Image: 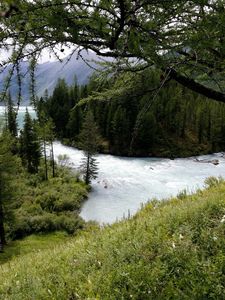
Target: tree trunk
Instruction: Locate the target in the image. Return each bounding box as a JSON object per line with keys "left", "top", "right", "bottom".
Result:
{"left": 43, "top": 139, "right": 48, "bottom": 180}
{"left": 85, "top": 154, "right": 90, "bottom": 185}
{"left": 51, "top": 141, "right": 55, "bottom": 178}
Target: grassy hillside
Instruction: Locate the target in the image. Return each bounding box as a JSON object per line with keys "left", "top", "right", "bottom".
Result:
{"left": 1, "top": 178, "right": 225, "bottom": 299}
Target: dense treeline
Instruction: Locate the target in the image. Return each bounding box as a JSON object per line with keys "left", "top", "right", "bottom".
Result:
{"left": 39, "top": 69, "right": 225, "bottom": 157}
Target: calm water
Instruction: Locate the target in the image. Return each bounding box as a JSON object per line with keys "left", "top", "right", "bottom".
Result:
{"left": 0, "top": 106, "right": 36, "bottom": 130}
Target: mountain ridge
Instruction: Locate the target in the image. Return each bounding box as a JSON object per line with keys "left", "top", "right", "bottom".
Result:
{"left": 0, "top": 51, "right": 101, "bottom": 105}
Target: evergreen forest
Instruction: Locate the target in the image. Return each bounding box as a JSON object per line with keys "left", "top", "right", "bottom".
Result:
{"left": 38, "top": 69, "right": 225, "bottom": 158}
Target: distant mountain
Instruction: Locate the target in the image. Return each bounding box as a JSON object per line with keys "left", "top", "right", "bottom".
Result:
{"left": 0, "top": 50, "right": 102, "bottom": 105}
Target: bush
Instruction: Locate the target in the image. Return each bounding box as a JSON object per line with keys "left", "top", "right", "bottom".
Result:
{"left": 6, "top": 164, "right": 88, "bottom": 240}
{"left": 54, "top": 198, "right": 80, "bottom": 212}
{"left": 11, "top": 212, "right": 85, "bottom": 239}
{"left": 36, "top": 192, "right": 59, "bottom": 212}
{"left": 58, "top": 213, "right": 84, "bottom": 234}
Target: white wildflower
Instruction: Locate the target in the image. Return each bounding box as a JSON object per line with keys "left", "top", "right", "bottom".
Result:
{"left": 179, "top": 234, "right": 184, "bottom": 240}
{"left": 220, "top": 215, "right": 225, "bottom": 223}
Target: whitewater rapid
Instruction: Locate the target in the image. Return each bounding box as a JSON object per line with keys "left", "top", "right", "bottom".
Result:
{"left": 53, "top": 142, "right": 225, "bottom": 224}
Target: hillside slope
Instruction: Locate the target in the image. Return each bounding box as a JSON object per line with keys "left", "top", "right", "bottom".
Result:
{"left": 1, "top": 178, "right": 225, "bottom": 299}
{"left": 0, "top": 50, "right": 101, "bottom": 104}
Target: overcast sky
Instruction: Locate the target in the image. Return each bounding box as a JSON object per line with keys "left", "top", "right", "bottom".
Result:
{"left": 0, "top": 46, "right": 72, "bottom": 64}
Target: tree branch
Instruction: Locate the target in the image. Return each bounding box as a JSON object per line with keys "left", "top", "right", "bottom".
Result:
{"left": 169, "top": 68, "right": 225, "bottom": 103}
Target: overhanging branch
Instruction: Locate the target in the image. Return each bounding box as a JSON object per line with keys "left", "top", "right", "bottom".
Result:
{"left": 169, "top": 68, "right": 225, "bottom": 103}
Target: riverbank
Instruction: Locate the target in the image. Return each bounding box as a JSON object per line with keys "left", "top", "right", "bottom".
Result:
{"left": 62, "top": 135, "right": 220, "bottom": 159}
{"left": 1, "top": 177, "right": 225, "bottom": 299}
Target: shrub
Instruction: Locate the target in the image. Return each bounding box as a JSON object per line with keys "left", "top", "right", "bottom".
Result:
{"left": 36, "top": 192, "right": 59, "bottom": 212}
{"left": 5, "top": 161, "right": 88, "bottom": 241}
{"left": 11, "top": 211, "right": 85, "bottom": 239}
{"left": 54, "top": 198, "right": 80, "bottom": 212}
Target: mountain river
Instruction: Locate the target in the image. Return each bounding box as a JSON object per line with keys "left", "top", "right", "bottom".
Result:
{"left": 53, "top": 142, "right": 225, "bottom": 224}
{"left": 1, "top": 106, "right": 225, "bottom": 224}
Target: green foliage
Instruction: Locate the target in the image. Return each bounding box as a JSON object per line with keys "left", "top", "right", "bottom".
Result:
{"left": 0, "top": 132, "right": 19, "bottom": 249}
{"left": 1, "top": 180, "right": 225, "bottom": 298}
{"left": 1, "top": 0, "right": 224, "bottom": 105}
{"left": 176, "top": 189, "right": 188, "bottom": 200}
{"left": 6, "top": 93, "right": 17, "bottom": 137}
{"left": 48, "top": 68, "right": 225, "bottom": 158}
{"left": 78, "top": 110, "right": 100, "bottom": 154}
{"left": 13, "top": 71, "right": 207, "bottom": 161}
{"left": 36, "top": 110, "right": 55, "bottom": 180}
{"left": 19, "top": 109, "right": 41, "bottom": 173}
{"left": 0, "top": 232, "right": 69, "bottom": 265}
{"left": 46, "top": 79, "right": 75, "bottom": 138}
{"left": 57, "top": 154, "right": 71, "bottom": 168}
{"left": 6, "top": 167, "right": 88, "bottom": 240}
{"left": 0, "top": 121, "right": 88, "bottom": 245}
{"left": 13, "top": 212, "right": 84, "bottom": 238}
{"left": 78, "top": 110, "right": 100, "bottom": 184}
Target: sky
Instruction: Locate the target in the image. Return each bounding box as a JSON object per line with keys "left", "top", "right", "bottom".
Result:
{"left": 0, "top": 46, "right": 72, "bottom": 64}
{"left": 37, "top": 47, "right": 73, "bottom": 63}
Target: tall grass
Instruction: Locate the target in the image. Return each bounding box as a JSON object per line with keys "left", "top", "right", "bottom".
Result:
{"left": 0, "top": 179, "right": 225, "bottom": 299}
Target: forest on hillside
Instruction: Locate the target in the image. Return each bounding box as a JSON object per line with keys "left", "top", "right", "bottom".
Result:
{"left": 37, "top": 68, "right": 225, "bottom": 158}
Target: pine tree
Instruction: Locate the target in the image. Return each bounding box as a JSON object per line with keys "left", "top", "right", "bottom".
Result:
{"left": 7, "top": 93, "right": 17, "bottom": 137}
{"left": 67, "top": 105, "right": 82, "bottom": 139}
{"left": 112, "top": 106, "right": 130, "bottom": 154}
{"left": 134, "top": 111, "right": 156, "bottom": 152}
{"left": 19, "top": 109, "right": 41, "bottom": 173}
{"left": 37, "top": 108, "right": 55, "bottom": 180}
{"left": 47, "top": 79, "right": 70, "bottom": 137}
{"left": 78, "top": 111, "right": 100, "bottom": 185}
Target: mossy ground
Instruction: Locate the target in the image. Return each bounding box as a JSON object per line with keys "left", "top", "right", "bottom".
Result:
{"left": 0, "top": 178, "right": 225, "bottom": 299}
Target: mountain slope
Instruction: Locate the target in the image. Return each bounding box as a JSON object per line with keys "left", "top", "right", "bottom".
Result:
{"left": 0, "top": 51, "right": 100, "bottom": 105}
{"left": 1, "top": 178, "right": 225, "bottom": 299}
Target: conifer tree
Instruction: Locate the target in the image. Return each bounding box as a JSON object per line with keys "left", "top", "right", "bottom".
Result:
{"left": 37, "top": 107, "right": 55, "bottom": 180}
{"left": 78, "top": 111, "right": 100, "bottom": 185}
{"left": 19, "top": 109, "right": 41, "bottom": 173}
{"left": 47, "top": 79, "right": 70, "bottom": 137}
{"left": 112, "top": 106, "right": 130, "bottom": 154}
{"left": 134, "top": 111, "right": 156, "bottom": 152}
{"left": 6, "top": 93, "right": 17, "bottom": 137}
